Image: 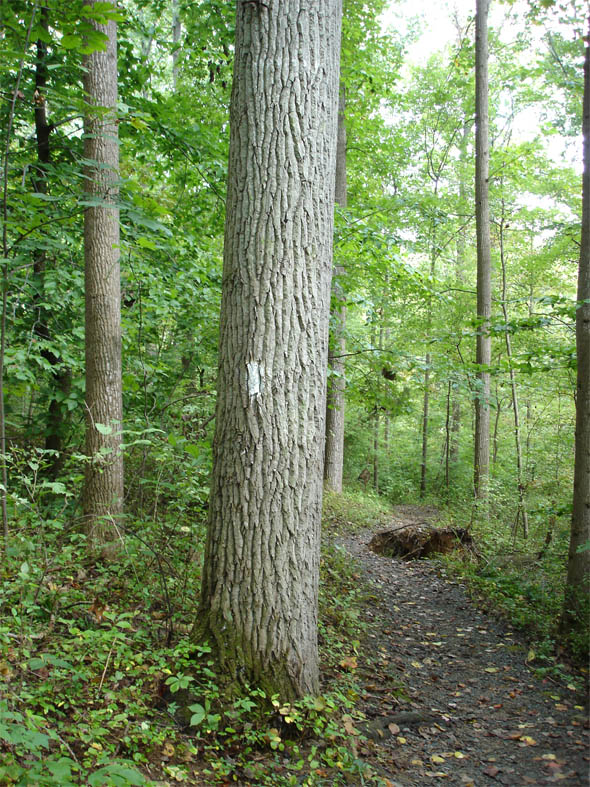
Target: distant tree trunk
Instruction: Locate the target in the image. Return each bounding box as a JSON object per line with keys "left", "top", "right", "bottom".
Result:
{"left": 383, "top": 325, "right": 391, "bottom": 456}
{"left": 473, "top": 0, "right": 492, "bottom": 500}
{"left": 450, "top": 396, "right": 461, "bottom": 463}
{"left": 373, "top": 408, "right": 379, "bottom": 492}
{"left": 561, "top": 19, "right": 590, "bottom": 636}
{"left": 492, "top": 384, "right": 502, "bottom": 467}
{"left": 420, "top": 221, "right": 437, "bottom": 498}
{"left": 499, "top": 198, "right": 528, "bottom": 538}
{"left": 445, "top": 379, "right": 451, "bottom": 492}
{"left": 172, "top": 0, "right": 181, "bottom": 90}
{"left": 83, "top": 2, "right": 124, "bottom": 551}
{"left": 324, "top": 85, "right": 347, "bottom": 492}
{"left": 195, "top": 0, "right": 342, "bottom": 699}
{"left": 420, "top": 351, "right": 431, "bottom": 497}
{"left": 450, "top": 119, "right": 470, "bottom": 469}
{"left": 32, "top": 7, "right": 71, "bottom": 477}
{"left": 373, "top": 319, "right": 383, "bottom": 493}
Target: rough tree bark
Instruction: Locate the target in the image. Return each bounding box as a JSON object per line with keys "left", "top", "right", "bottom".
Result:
{"left": 324, "top": 85, "right": 347, "bottom": 493}
{"left": 561, "top": 18, "right": 590, "bottom": 636}
{"left": 473, "top": 0, "right": 492, "bottom": 500}
{"left": 195, "top": 0, "right": 342, "bottom": 699}
{"left": 83, "top": 2, "right": 124, "bottom": 551}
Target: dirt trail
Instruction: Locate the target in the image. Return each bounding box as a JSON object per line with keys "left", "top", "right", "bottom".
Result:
{"left": 337, "top": 506, "right": 589, "bottom": 786}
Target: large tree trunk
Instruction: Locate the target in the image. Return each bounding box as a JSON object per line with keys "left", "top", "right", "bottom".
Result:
{"left": 196, "top": 0, "right": 342, "bottom": 699}
{"left": 473, "top": 0, "right": 492, "bottom": 500}
{"left": 83, "top": 3, "right": 124, "bottom": 551}
{"left": 561, "top": 19, "right": 590, "bottom": 636}
{"left": 324, "top": 85, "right": 347, "bottom": 492}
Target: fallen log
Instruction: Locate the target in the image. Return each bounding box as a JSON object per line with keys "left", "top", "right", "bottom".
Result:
{"left": 369, "top": 524, "right": 474, "bottom": 560}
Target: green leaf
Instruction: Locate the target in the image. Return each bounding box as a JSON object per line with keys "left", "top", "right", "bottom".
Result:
{"left": 40, "top": 481, "right": 68, "bottom": 495}
{"left": 95, "top": 423, "right": 113, "bottom": 435}
{"left": 188, "top": 703, "right": 206, "bottom": 726}
{"left": 136, "top": 236, "right": 157, "bottom": 250}
{"left": 87, "top": 763, "right": 146, "bottom": 786}
{"left": 184, "top": 443, "right": 200, "bottom": 459}
{"left": 61, "top": 34, "right": 82, "bottom": 50}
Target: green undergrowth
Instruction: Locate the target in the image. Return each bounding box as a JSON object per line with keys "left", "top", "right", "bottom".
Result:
{"left": 0, "top": 489, "right": 390, "bottom": 786}
{"left": 322, "top": 487, "right": 393, "bottom": 535}
{"left": 435, "top": 502, "right": 589, "bottom": 683}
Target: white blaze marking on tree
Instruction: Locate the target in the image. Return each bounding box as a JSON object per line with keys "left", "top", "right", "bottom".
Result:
{"left": 246, "top": 362, "right": 264, "bottom": 401}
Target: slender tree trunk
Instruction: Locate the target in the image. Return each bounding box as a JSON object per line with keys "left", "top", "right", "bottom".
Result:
{"left": 492, "top": 385, "right": 501, "bottom": 467}
{"left": 450, "top": 397, "right": 461, "bottom": 464}
{"left": 499, "top": 199, "right": 528, "bottom": 538}
{"left": 32, "top": 7, "right": 72, "bottom": 477}
{"left": 383, "top": 325, "right": 391, "bottom": 456}
{"left": 420, "top": 218, "right": 437, "bottom": 497}
{"left": 445, "top": 380, "right": 451, "bottom": 493}
{"left": 372, "top": 319, "right": 383, "bottom": 493}
{"left": 473, "top": 0, "right": 492, "bottom": 500}
{"left": 1, "top": 6, "right": 38, "bottom": 541}
{"left": 450, "top": 119, "right": 470, "bottom": 469}
{"left": 83, "top": 3, "right": 124, "bottom": 551}
{"left": 420, "top": 352, "right": 431, "bottom": 497}
{"left": 373, "top": 409, "right": 379, "bottom": 493}
{"left": 195, "top": 0, "right": 342, "bottom": 699}
{"left": 172, "top": 0, "right": 181, "bottom": 90}
{"left": 561, "top": 19, "right": 590, "bottom": 636}
{"left": 324, "top": 85, "right": 347, "bottom": 492}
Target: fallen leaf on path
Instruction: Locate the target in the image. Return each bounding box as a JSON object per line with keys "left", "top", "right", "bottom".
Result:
{"left": 388, "top": 723, "right": 400, "bottom": 735}
{"left": 485, "top": 667, "right": 498, "bottom": 673}
{"left": 483, "top": 765, "right": 500, "bottom": 777}
{"left": 431, "top": 754, "right": 445, "bottom": 764}
{"left": 342, "top": 715, "right": 359, "bottom": 735}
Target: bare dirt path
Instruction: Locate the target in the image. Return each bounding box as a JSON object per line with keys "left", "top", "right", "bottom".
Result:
{"left": 337, "top": 506, "right": 589, "bottom": 786}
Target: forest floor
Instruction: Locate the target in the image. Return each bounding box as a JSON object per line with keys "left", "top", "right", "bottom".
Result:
{"left": 335, "top": 504, "right": 589, "bottom": 786}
